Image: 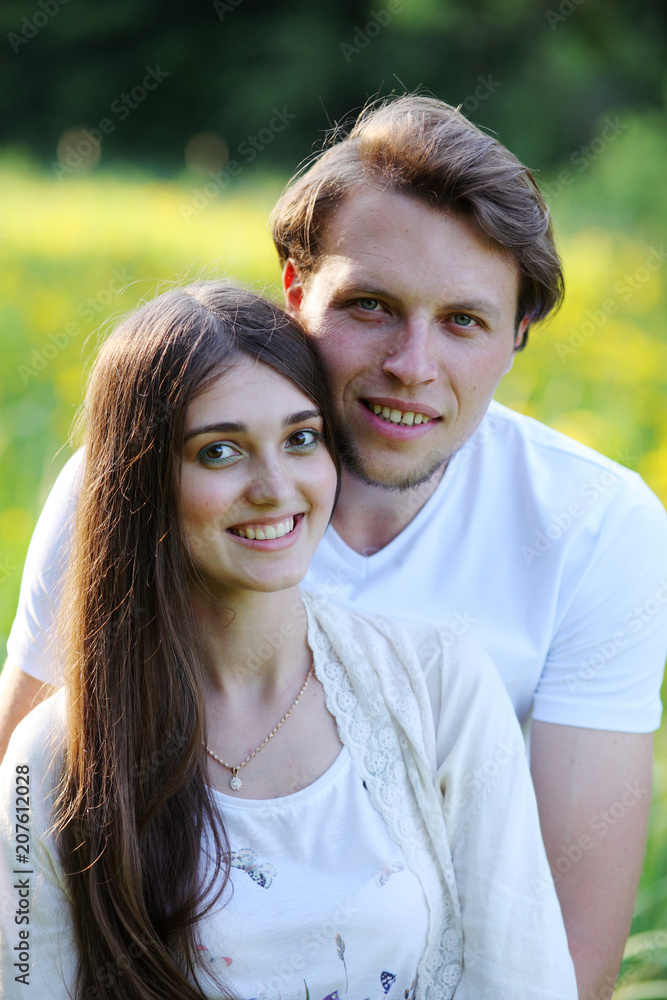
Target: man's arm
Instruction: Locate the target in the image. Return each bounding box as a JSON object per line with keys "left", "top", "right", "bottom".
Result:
{"left": 531, "top": 721, "right": 652, "bottom": 1000}
{"left": 0, "top": 660, "right": 54, "bottom": 761}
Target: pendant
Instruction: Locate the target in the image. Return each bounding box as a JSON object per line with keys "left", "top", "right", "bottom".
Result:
{"left": 229, "top": 768, "right": 242, "bottom": 791}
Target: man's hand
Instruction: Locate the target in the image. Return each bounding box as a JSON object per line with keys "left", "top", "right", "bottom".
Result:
{"left": 0, "top": 660, "right": 54, "bottom": 761}
{"left": 531, "top": 721, "right": 652, "bottom": 1000}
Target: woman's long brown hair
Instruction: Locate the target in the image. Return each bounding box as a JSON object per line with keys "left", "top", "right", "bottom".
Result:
{"left": 53, "top": 283, "right": 340, "bottom": 999}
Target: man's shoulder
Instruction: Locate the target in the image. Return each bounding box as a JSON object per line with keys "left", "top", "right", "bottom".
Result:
{"left": 482, "top": 401, "right": 626, "bottom": 470}
{"left": 469, "top": 401, "right": 663, "bottom": 515}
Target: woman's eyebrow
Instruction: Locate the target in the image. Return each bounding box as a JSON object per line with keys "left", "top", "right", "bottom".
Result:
{"left": 283, "top": 409, "right": 321, "bottom": 427}
{"left": 184, "top": 421, "right": 247, "bottom": 442}
{"left": 183, "top": 411, "right": 321, "bottom": 442}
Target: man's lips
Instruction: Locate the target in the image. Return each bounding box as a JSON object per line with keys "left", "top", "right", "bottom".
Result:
{"left": 359, "top": 399, "right": 441, "bottom": 439}
{"left": 363, "top": 397, "right": 441, "bottom": 424}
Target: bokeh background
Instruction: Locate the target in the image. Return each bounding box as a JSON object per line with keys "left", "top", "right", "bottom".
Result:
{"left": 1, "top": 0, "right": 666, "bottom": 992}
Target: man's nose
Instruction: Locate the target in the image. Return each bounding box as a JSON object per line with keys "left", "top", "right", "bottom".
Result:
{"left": 382, "top": 318, "right": 439, "bottom": 386}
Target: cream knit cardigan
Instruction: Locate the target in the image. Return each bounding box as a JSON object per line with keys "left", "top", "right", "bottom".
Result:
{"left": 303, "top": 591, "right": 577, "bottom": 999}
{"left": 0, "top": 591, "right": 577, "bottom": 999}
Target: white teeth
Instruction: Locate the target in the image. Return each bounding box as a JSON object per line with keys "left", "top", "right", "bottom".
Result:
{"left": 232, "top": 517, "right": 295, "bottom": 540}
{"left": 369, "top": 402, "right": 433, "bottom": 426}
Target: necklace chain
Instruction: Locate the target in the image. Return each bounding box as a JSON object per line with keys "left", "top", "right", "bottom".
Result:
{"left": 205, "top": 662, "right": 314, "bottom": 791}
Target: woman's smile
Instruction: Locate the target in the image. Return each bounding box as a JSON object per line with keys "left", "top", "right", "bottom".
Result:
{"left": 227, "top": 512, "right": 304, "bottom": 545}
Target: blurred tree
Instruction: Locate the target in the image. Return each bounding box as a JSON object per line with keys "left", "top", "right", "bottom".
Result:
{"left": 0, "top": 0, "right": 665, "bottom": 173}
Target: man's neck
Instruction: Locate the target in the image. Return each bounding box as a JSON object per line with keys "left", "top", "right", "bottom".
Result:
{"left": 331, "top": 465, "right": 447, "bottom": 555}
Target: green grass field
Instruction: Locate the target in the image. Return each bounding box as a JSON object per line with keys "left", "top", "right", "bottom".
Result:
{"left": 1, "top": 139, "right": 666, "bottom": 993}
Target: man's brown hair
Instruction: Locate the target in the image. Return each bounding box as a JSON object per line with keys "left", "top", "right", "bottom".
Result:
{"left": 271, "top": 95, "right": 564, "bottom": 348}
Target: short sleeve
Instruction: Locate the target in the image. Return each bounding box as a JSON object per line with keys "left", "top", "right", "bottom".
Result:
{"left": 533, "top": 477, "right": 667, "bottom": 732}
{"left": 6, "top": 452, "right": 82, "bottom": 685}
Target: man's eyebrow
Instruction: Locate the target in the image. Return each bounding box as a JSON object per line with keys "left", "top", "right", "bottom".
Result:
{"left": 446, "top": 300, "right": 503, "bottom": 323}
{"left": 184, "top": 411, "right": 321, "bottom": 443}
{"left": 338, "top": 282, "right": 395, "bottom": 300}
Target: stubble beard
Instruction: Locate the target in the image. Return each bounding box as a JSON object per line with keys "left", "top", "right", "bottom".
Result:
{"left": 337, "top": 430, "right": 452, "bottom": 493}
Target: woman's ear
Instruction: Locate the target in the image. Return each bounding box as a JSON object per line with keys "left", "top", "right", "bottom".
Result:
{"left": 282, "top": 260, "right": 304, "bottom": 317}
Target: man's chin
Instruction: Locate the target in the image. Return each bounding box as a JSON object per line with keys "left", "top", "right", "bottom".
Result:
{"left": 340, "top": 446, "right": 450, "bottom": 493}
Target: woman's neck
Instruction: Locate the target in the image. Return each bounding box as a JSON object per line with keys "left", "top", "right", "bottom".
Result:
{"left": 193, "top": 584, "right": 311, "bottom": 698}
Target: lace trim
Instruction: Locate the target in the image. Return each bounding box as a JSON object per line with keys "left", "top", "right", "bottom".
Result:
{"left": 302, "top": 591, "right": 462, "bottom": 1000}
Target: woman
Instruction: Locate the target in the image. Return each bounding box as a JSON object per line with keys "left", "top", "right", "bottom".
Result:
{"left": 0, "top": 283, "right": 576, "bottom": 999}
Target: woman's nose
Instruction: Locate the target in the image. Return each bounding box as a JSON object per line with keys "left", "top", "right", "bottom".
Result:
{"left": 246, "top": 454, "right": 294, "bottom": 507}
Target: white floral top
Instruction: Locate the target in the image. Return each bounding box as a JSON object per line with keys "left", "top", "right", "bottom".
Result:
{"left": 200, "top": 746, "right": 426, "bottom": 1000}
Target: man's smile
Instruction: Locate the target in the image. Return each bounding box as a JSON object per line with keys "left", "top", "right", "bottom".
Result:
{"left": 362, "top": 397, "right": 441, "bottom": 426}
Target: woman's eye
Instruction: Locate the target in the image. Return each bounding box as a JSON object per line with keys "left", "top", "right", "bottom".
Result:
{"left": 287, "top": 429, "right": 322, "bottom": 451}
{"left": 196, "top": 442, "right": 239, "bottom": 468}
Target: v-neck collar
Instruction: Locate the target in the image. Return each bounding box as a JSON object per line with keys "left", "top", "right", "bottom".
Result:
{"left": 324, "top": 447, "right": 462, "bottom": 572}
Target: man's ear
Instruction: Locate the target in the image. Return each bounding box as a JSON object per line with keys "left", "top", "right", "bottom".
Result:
{"left": 504, "top": 315, "right": 531, "bottom": 373}
{"left": 282, "top": 259, "right": 304, "bottom": 317}
{"left": 515, "top": 314, "right": 531, "bottom": 349}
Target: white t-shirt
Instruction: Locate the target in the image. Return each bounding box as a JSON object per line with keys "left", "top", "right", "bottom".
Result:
{"left": 7, "top": 401, "right": 667, "bottom": 731}
{"left": 203, "top": 747, "right": 427, "bottom": 998}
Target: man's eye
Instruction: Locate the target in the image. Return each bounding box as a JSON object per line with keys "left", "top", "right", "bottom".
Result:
{"left": 287, "top": 429, "right": 322, "bottom": 451}
{"left": 196, "top": 442, "right": 239, "bottom": 468}
{"left": 452, "top": 313, "right": 476, "bottom": 327}
{"left": 356, "top": 298, "right": 381, "bottom": 311}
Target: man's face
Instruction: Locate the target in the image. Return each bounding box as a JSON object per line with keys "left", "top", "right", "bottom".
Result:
{"left": 284, "top": 186, "right": 529, "bottom": 491}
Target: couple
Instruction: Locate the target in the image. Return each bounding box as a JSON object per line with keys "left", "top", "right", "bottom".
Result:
{"left": 1, "top": 95, "right": 666, "bottom": 998}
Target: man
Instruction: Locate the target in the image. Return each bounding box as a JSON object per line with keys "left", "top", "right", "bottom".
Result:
{"left": 1, "top": 96, "right": 666, "bottom": 998}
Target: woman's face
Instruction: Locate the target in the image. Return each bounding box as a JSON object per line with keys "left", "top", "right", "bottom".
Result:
{"left": 179, "top": 357, "right": 338, "bottom": 598}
